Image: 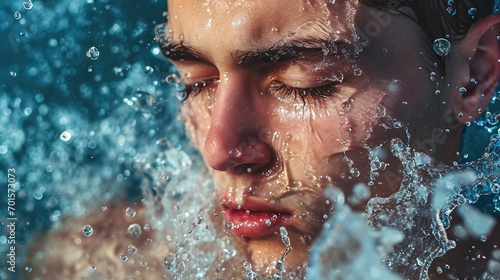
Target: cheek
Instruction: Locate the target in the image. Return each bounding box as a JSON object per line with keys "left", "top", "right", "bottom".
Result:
{"left": 180, "top": 98, "right": 213, "bottom": 151}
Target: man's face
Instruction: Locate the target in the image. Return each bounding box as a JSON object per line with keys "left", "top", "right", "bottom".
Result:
{"left": 163, "top": 0, "right": 456, "bottom": 274}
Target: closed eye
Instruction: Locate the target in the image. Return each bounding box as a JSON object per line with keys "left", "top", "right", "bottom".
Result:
{"left": 182, "top": 78, "right": 220, "bottom": 100}
{"left": 269, "top": 81, "right": 340, "bottom": 103}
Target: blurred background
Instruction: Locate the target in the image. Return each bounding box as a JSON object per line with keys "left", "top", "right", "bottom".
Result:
{"left": 0, "top": 1, "right": 193, "bottom": 278}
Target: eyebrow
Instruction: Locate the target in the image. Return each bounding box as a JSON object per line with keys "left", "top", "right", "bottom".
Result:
{"left": 161, "top": 36, "right": 350, "bottom": 65}
{"left": 235, "top": 37, "right": 344, "bottom": 65}
{"left": 161, "top": 43, "right": 207, "bottom": 63}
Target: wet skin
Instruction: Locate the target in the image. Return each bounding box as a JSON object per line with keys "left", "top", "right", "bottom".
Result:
{"left": 162, "top": 0, "right": 497, "bottom": 276}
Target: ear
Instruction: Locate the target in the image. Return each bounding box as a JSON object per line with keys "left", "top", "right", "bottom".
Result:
{"left": 453, "top": 15, "right": 500, "bottom": 124}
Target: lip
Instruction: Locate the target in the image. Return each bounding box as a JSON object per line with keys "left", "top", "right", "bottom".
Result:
{"left": 222, "top": 198, "right": 292, "bottom": 239}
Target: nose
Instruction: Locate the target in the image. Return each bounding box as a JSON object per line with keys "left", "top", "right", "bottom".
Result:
{"left": 203, "top": 78, "right": 273, "bottom": 174}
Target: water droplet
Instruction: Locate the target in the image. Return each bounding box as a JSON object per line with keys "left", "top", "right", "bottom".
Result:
{"left": 491, "top": 183, "right": 499, "bottom": 194}
{"left": 243, "top": 261, "right": 252, "bottom": 271}
{"left": 165, "top": 73, "right": 181, "bottom": 86}
{"left": 60, "top": 131, "right": 72, "bottom": 141}
{"left": 144, "top": 65, "right": 154, "bottom": 74}
{"left": 125, "top": 207, "right": 136, "bottom": 218}
{"left": 377, "top": 105, "right": 386, "bottom": 117}
{"left": 457, "top": 112, "right": 463, "bottom": 118}
{"left": 19, "top": 30, "right": 28, "bottom": 37}
{"left": 468, "top": 8, "right": 477, "bottom": 16}
{"left": 91, "top": 265, "right": 96, "bottom": 270}
{"left": 14, "top": 11, "right": 21, "bottom": 20}
{"left": 342, "top": 99, "right": 352, "bottom": 111}
{"left": 459, "top": 87, "right": 467, "bottom": 94}
{"left": 127, "top": 223, "right": 142, "bottom": 237}
{"left": 494, "top": 194, "right": 500, "bottom": 212}
{"left": 353, "top": 68, "right": 362, "bottom": 76}
{"left": 143, "top": 224, "right": 151, "bottom": 231}
{"left": 82, "top": 224, "right": 94, "bottom": 237}
{"left": 22, "top": 0, "right": 33, "bottom": 10}
{"left": 127, "top": 244, "right": 138, "bottom": 255}
{"left": 429, "top": 72, "right": 437, "bottom": 81}
{"left": 119, "top": 255, "right": 128, "bottom": 262}
{"left": 86, "top": 46, "right": 100, "bottom": 60}
{"left": 446, "top": 6, "right": 457, "bottom": 16}
{"left": 265, "top": 219, "right": 271, "bottom": 226}
{"left": 436, "top": 266, "right": 443, "bottom": 274}
{"left": 487, "top": 112, "right": 499, "bottom": 125}
{"left": 101, "top": 205, "right": 108, "bottom": 211}
{"left": 175, "top": 90, "right": 187, "bottom": 100}
{"left": 25, "top": 266, "right": 32, "bottom": 273}
{"left": 433, "top": 38, "right": 451, "bottom": 56}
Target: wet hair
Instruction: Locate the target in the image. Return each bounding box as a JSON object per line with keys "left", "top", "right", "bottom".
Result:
{"left": 362, "top": 0, "right": 494, "bottom": 41}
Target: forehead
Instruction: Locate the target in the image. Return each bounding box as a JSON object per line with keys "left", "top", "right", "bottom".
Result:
{"left": 166, "top": 0, "right": 359, "bottom": 52}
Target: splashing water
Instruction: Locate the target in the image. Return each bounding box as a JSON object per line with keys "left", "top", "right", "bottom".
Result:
{"left": 2, "top": 0, "right": 500, "bottom": 279}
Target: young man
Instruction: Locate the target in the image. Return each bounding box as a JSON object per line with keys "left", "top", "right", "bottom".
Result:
{"left": 27, "top": 0, "right": 499, "bottom": 279}
{"left": 160, "top": 0, "right": 500, "bottom": 277}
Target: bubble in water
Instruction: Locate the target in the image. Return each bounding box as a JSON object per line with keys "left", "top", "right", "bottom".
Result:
{"left": 459, "top": 87, "right": 467, "bottom": 94}
{"left": 60, "top": 131, "right": 72, "bottom": 141}
{"left": 125, "top": 207, "right": 136, "bottom": 218}
{"left": 265, "top": 219, "right": 271, "bottom": 226}
{"left": 14, "top": 11, "right": 21, "bottom": 20}
{"left": 433, "top": 38, "right": 451, "bottom": 56}
{"left": 165, "top": 73, "right": 182, "bottom": 86}
{"left": 82, "top": 224, "right": 93, "bottom": 237}
{"left": 22, "top": 0, "right": 33, "bottom": 10}
{"left": 127, "top": 244, "right": 138, "bottom": 255}
{"left": 143, "top": 224, "right": 151, "bottom": 231}
{"left": 20, "top": 30, "right": 28, "bottom": 37}
{"left": 328, "top": 0, "right": 336, "bottom": 3}
{"left": 127, "top": 223, "right": 142, "bottom": 237}
{"left": 86, "top": 46, "right": 100, "bottom": 60}
{"left": 119, "top": 255, "right": 128, "bottom": 262}
{"left": 25, "top": 266, "right": 32, "bottom": 273}
{"left": 101, "top": 205, "right": 108, "bottom": 211}
{"left": 468, "top": 7, "right": 477, "bottom": 16}
{"left": 353, "top": 68, "right": 362, "bottom": 76}
{"left": 9, "top": 71, "right": 17, "bottom": 77}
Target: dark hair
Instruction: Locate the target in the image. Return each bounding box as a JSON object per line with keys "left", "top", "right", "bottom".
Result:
{"left": 362, "top": 0, "right": 494, "bottom": 41}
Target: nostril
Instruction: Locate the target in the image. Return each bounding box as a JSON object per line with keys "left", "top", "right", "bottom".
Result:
{"left": 218, "top": 140, "right": 273, "bottom": 174}
{"left": 230, "top": 163, "right": 261, "bottom": 174}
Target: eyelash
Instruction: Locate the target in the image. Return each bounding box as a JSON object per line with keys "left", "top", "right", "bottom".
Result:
{"left": 182, "top": 78, "right": 219, "bottom": 100}
{"left": 181, "top": 79, "right": 339, "bottom": 102}
{"left": 269, "top": 81, "right": 339, "bottom": 102}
